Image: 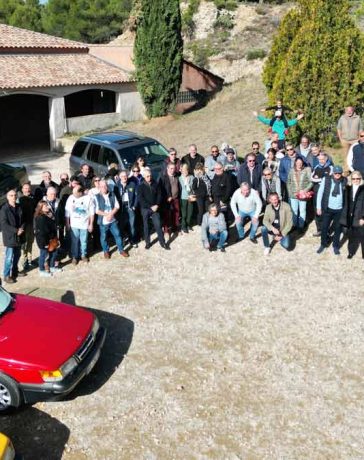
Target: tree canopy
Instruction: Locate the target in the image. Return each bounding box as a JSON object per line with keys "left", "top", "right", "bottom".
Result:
{"left": 262, "top": 0, "right": 364, "bottom": 143}
{"left": 134, "top": 0, "right": 183, "bottom": 117}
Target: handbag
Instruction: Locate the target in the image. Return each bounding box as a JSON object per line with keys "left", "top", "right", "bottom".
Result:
{"left": 48, "top": 237, "right": 60, "bottom": 252}
{"left": 295, "top": 190, "right": 314, "bottom": 201}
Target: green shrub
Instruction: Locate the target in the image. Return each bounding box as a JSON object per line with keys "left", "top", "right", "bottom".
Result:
{"left": 212, "top": 0, "right": 239, "bottom": 11}
{"left": 246, "top": 48, "right": 267, "bottom": 60}
{"left": 213, "top": 13, "right": 234, "bottom": 30}
{"left": 263, "top": 0, "right": 364, "bottom": 143}
{"left": 182, "top": 0, "right": 200, "bottom": 38}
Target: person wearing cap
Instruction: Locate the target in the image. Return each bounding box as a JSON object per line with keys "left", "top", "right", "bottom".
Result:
{"left": 337, "top": 106, "right": 363, "bottom": 156}
{"left": 253, "top": 110, "right": 304, "bottom": 150}
{"left": 316, "top": 165, "right": 347, "bottom": 255}
{"left": 347, "top": 130, "right": 364, "bottom": 176}
{"left": 205, "top": 145, "right": 226, "bottom": 180}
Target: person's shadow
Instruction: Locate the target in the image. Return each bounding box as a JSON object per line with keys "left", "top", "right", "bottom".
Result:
{"left": 1, "top": 407, "right": 70, "bottom": 460}
{"left": 60, "top": 291, "right": 134, "bottom": 397}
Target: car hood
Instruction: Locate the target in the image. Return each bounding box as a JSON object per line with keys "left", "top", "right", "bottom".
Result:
{"left": 0, "top": 294, "right": 94, "bottom": 370}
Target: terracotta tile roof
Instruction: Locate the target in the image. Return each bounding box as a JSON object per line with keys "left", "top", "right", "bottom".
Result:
{"left": 0, "top": 53, "right": 131, "bottom": 90}
{"left": 0, "top": 23, "right": 88, "bottom": 51}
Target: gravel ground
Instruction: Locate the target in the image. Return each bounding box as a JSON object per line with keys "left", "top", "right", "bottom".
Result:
{"left": 1, "top": 78, "right": 363, "bottom": 459}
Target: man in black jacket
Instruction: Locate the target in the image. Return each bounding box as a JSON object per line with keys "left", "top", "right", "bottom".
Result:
{"left": 138, "top": 168, "right": 169, "bottom": 250}
{"left": 237, "top": 153, "right": 262, "bottom": 192}
{"left": 19, "top": 183, "right": 36, "bottom": 270}
{"left": 0, "top": 190, "right": 25, "bottom": 283}
{"left": 159, "top": 163, "right": 181, "bottom": 236}
{"left": 181, "top": 144, "right": 205, "bottom": 175}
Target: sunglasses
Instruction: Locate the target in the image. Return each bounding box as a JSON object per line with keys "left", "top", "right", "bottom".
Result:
{"left": 94, "top": 179, "right": 100, "bottom": 182}
{"left": 352, "top": 177, "right": 361, "bottom": 180}
{"left": 211, "top": 150, "right": 219, "bottom": 153}
{"left": 263, "top": 173, "right": 272, "bottom": 176}
{"left": 287, "top": 148, "right": 294, "bottom": 151}
{"left": 248, "top": 160, "right": 255, "bottom": 163}
{"left": 133, "top": 170, "right": 140, "bottom": 173}
{"left": 359, "top": 135, "right": 364, "bottom": 137}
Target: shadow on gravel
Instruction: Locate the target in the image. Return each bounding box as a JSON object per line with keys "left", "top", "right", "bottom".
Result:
{"left": 1, "top": 407, "right": 70, "bottom": 460}
{"left": 60, "top": 290, "right": 134, "bottom": 398}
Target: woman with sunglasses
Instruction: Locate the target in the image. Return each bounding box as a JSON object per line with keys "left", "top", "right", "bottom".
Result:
{"left": 341, "top": 171, "right": 364, "bottom": 259}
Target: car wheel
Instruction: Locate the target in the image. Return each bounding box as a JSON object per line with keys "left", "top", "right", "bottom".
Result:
{"left": 0, "top": 374, "right": 22, "bottom": 413}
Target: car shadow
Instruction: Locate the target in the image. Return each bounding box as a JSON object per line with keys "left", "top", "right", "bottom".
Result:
{"left": 60, "top": 291, "right": 134, "bottom": 398}
{"left": 1, "top": 407, "right": 70, "bottom": 460}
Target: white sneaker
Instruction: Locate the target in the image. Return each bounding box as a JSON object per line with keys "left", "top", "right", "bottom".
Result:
{"left": 50, "top": 267, "right": 63, "bottom": 273}
{"left": 39, "top": 270, "right": 52, "bottom": 277}
{"left": 264, "top": 247, "right": 271, "bottom": 256}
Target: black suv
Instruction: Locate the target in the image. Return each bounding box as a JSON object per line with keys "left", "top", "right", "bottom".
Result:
{"left": 69, "top": 130, "right": 169, "bottom": 178}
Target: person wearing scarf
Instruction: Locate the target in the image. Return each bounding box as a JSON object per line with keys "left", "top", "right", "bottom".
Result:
{"left": 316, "top": 165, "right": 347, "bottom": 255}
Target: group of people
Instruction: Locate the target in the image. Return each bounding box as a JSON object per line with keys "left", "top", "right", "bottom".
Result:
{"left": 1, "top": 105, "right": 364, "bottom": 282}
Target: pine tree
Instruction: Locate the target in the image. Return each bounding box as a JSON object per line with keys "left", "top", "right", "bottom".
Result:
{"left": 0, "top": 0, "right": 42, "bottom": 32}
{"left": 134, "top": 0, "right": 183, "bottom": 117}
{"left": 262, "top": 0, "right": 364, "bottom": 142}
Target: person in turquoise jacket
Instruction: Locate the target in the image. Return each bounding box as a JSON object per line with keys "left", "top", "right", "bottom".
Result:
{"left": 253, "top": 110, "right": 304, "bottom": 149}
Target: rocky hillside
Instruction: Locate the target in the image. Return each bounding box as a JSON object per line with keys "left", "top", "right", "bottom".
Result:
{"left": 182, "top": 1, "right": 292, "bottom": 82}
{"left": 113, "top": 0, "right": 292, "bottom": 83}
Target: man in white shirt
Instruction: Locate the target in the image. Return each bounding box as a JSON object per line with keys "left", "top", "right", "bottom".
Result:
{"left": 65, "top": 185, "right": 95, "bottom": 264}
{"left": 94, "top": 180, "right": 129, "bottom": 259}
{"left": 230, "top": 182, "right": 262, "bottom": 243}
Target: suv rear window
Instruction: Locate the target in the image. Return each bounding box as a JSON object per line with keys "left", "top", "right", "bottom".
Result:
{"left": 72, "top": 140, "right": 88, "bottom": 157}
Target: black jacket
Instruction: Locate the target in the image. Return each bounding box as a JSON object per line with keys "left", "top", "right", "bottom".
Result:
{"left": 341, "top": 184, "right": 364, "bottom": 228}
{"left": 0, "top": 203, "right": 23, "bottom": 247}
{"left": 18, "top": 195, "right": 36, "bottom": 225}
{"left": 159, "top": 173, "right": 181, "bottom": 203}
{"left": 181, "top": 153, "right": 205, "bottom": 175}
{"left": 34, "top": 214, "right": 57, "bottom": 249}
{"left": 211, "top": 172, "right": 233, "bottom": 205}
{"left": 34, "top": 180, "right": 59, "bottom": 202}
{"left": 237, "top": 163, "right": 262, "bottom": 191}
{"left": 138, "top": 180, "right": 162, "bottom": 209}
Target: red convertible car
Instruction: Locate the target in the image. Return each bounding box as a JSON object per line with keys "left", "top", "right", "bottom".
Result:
{"left": 0, "top": 286, "right": 106, "bottom": 413}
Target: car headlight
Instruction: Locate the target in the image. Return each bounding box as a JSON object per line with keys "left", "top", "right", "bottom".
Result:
{"left": 91, "top": 317, "right": 100, "bottom": 337}
{"left": 39, "top": 357, "right": 78, "bottom": 382}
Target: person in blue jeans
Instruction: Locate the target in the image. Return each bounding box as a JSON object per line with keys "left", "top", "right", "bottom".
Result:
{"left": 201, "top": 203, "right": 228, "bottom": 252}
{"left": 34, "top": 201, "right": 60, "bottom": 277}
{"left": 0, "top": 190, "right": 25, "bottom": 283}
{"left": 65, "top": 185, "right": 95, "bottom": 264}
{"left": 261, "top": 192, "right": 293, "bottom": 255}
{"left": 230, "top": 182, "right": 262, "bottom": 244}
{"left": 95, "top": 180, "right": 129, "bottom": 259}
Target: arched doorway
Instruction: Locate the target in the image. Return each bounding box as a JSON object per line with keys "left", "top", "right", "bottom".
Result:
{"left": 0, "top": 94, "right": 50, "bottom": 149}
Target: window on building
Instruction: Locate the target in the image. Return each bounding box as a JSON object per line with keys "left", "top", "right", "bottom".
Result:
{"left": 65, "top": 89, "right": 116, "bottom": 118}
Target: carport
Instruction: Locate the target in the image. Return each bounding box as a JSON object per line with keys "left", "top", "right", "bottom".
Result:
{"left": 0, "top": 94, "right": 50, "bottom": 148}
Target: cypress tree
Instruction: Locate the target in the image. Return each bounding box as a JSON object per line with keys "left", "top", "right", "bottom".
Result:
{"left": 134, "top": 0, "right": 183, "bottom": 118}
{"left": 263, "top": 0, "right": 364, "bottom": 142}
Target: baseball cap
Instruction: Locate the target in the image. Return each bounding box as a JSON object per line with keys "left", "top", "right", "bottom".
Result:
{"left": 333, "top": 166, "right": 343, "bottom": 174}
{"left": 225, "top": 148, "right": 235, "bottom": 155}
{"left": 275, "top": 110, "right": 282, "bottom": 117}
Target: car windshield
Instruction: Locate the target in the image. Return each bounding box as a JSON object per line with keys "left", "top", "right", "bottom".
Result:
{"left": 0, "top": 286, "right": 13, "bottom": 314}
{"left": 118, "top": 141, "right": 168, "bottom": 168}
